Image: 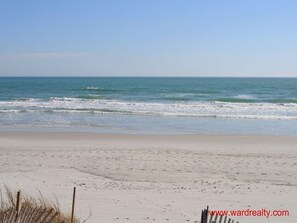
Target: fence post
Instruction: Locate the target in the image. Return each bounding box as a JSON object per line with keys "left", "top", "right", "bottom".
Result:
{"left": 206, "top": 206, "right": 209, "bottom": 223}
{"left": 71, "top": 187, "right": 76, "bottom": 223}
{"left": 201, "top": 206, "right": 209, "bottom": 223}
{"left": 16, "top": 190, "right": 21, "bottom": 219}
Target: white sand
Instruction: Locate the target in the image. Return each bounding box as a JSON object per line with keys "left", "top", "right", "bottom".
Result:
{"left": 0, "top": 132, "right": 296, "bottom": 223}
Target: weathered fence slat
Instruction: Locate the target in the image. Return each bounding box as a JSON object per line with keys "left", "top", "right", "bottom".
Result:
{"left": 201, "top": 206, "right": 239, "bottom": 223}
{"left": 71, "top": 187, "right": 76, "bottom": 223}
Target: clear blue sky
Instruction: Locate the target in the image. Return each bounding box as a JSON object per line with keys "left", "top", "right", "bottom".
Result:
{"left": 0, "top": 0, "right": 297, "bottom": 77}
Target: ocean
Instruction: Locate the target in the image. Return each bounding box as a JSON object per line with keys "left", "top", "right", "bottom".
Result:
{"left": 0, "top": 77, "right": 297, "bottom": 135}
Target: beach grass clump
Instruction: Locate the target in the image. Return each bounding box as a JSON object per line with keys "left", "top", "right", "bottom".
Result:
{"left": 0, "top": 186, "right": 79, "bottom": 223}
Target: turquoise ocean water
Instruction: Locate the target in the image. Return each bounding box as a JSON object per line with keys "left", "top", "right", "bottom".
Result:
{"left": 0, "top": 77, "right": 297, "bottom": 135}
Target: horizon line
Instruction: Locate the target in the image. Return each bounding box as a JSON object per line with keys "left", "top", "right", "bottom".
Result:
{"left": 0, "top": 75, "right": 296, "bottom": 78}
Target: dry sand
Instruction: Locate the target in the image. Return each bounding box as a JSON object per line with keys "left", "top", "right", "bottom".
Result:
{"left": 0, "top": 132, "right": 296, "bottom": 223}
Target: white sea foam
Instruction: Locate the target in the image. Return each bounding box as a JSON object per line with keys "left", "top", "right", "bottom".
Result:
{"left": 0, "top": 98, "right": 297, "bottom": 120}
{"left": 83, "top": 86, "right": 100, "bottom": 90}
{"left": 233, "top": 94, "right": 256, "bottom": 100}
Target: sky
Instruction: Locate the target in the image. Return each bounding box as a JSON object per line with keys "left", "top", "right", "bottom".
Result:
{"left": 0, "top": 0, "right": 297, "bottom": 77}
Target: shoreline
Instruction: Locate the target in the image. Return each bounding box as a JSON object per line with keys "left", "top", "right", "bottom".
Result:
{"left": 2, "top": 129, "right": 297, "bottom": 137}
{"left": 1, "top": 113, "right": 297, "bottom": 136}
{"left": 0, "top": 132, "right": 296, "bottom": 222}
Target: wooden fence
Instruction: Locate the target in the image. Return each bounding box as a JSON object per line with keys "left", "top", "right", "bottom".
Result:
{"left": 201, "top": 206, "right": 239, "bottom": 223}
{"left": 2, "top": 189, "right": 240, "bottom": 223}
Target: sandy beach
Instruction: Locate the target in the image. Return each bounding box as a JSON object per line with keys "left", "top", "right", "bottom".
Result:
{"left": 0, "top": 132, "right": 296, "bottom": 223}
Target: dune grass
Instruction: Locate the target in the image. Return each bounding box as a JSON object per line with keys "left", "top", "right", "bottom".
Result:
{"left": 0, "top": 186, "right": 80, "bottom": 223}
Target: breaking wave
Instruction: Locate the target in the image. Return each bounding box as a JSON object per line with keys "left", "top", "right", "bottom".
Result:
{"left": 1, "top": 97, "right": 297, "bottom": 120}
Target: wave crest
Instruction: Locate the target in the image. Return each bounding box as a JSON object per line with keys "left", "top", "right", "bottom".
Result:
{"left": 1, "top": 97, "right": 297, "bottom": 120}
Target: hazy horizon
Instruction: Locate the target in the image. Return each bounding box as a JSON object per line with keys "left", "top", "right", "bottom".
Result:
{"left": 1, "top": 75, "right": 297, "bottom": 78}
